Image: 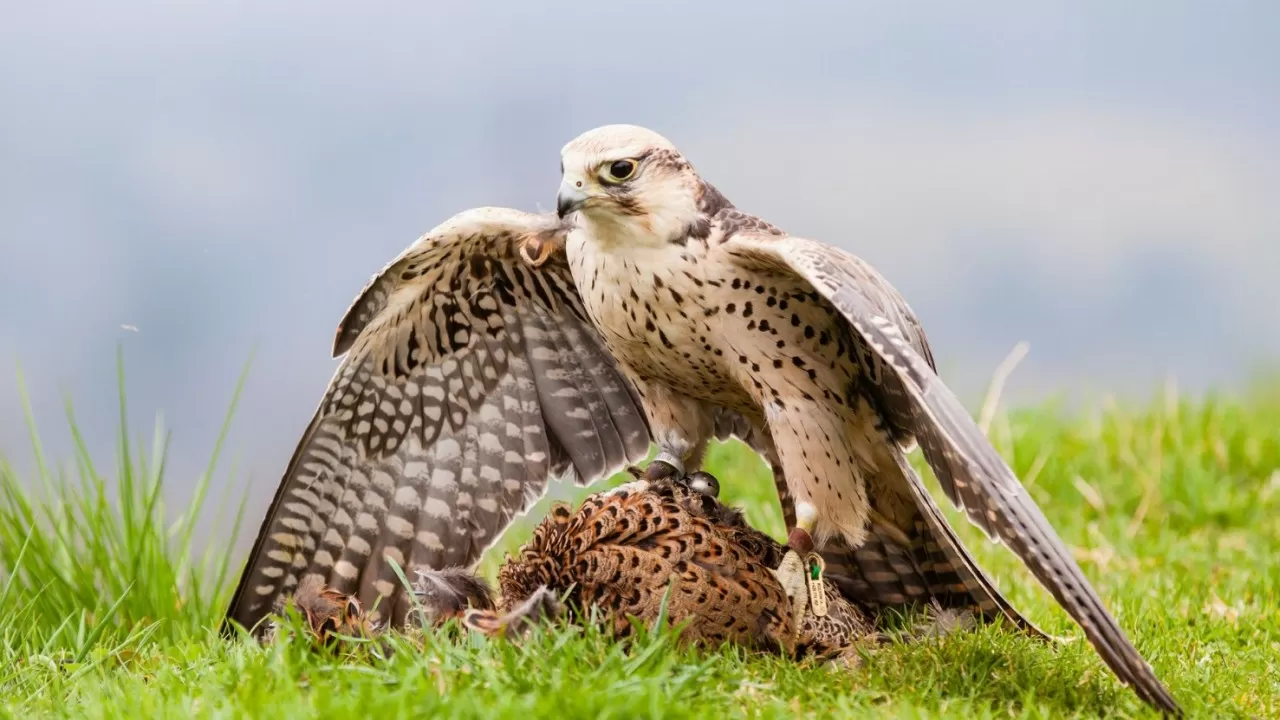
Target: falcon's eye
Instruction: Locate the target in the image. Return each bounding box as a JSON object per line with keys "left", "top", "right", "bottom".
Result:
{"left": 604, "top": 159, "right": 637, "bottom": 182}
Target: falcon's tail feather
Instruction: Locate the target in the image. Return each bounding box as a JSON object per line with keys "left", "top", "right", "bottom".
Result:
{"left": 808, "top": 471, "right": 1049, "bottom": 639}
{"left": 867, "top": 322, "right": 1182, "bottom": 716}
{"left": 856, "top": 290, "right": 1181, "bottom": 717}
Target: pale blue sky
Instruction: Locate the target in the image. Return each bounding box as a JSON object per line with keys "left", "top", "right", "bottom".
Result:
{"left": 2, "top": 2, "right": 1277, "bottom": 515}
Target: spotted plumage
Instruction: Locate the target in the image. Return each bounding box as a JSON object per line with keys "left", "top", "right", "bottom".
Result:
{"left": 226, "top": 126, "right": 1179, "bottom": 716}
{"left": 552, "top": 124, "right": 1178, "bottom": 715}
{"left": 225, "top": 209, "right": 651, "bottom": 632}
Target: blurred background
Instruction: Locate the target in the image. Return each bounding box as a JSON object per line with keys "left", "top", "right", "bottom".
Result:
{"left": 2, "top": 3, "right": 1277, "bottom": 538}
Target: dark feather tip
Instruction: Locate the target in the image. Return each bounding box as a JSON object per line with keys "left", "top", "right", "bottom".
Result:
{"left": 412, "top": 567, "right": 497, "bottom": 624}
{"left": 464, "top": 586, "right": 563, "bottom": 639}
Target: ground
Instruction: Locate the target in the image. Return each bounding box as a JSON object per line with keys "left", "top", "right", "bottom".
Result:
{"left": 1, "top": 368, "right": 1277, "bottom": 718}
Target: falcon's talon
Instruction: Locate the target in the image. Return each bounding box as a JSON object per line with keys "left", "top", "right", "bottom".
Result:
{"left": 773, "top": 548, "right": 810, "bottom": 636}
{"left": 463, "top": 585, "right": 563, "bottom": 640}
{"left": 682, "top": 471, "right": 720, "bottom": 498}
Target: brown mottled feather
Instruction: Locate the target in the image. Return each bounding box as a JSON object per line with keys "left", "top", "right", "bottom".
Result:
{"left": 224, "top": 208, "right": 652, "bottom": 636}
{"left": 456, "top": 475, "right": 872, "bottom": 658}
{"left": 263, "top": 574, "right": 381, "bottom": 644}
{"left": 264, "top": 474, "right": 874, "bottom": 658}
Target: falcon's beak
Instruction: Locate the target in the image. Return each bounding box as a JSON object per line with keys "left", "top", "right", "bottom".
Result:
{"left": 556, "top": 182, "right": 587, "bottom": 219}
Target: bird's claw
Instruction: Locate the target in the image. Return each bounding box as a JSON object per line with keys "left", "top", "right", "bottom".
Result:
{"left": 773, "top": 548, "right": 810, "bottom": 637}
{"left": 681, "top": 471, "right": 720, "bottom": 498}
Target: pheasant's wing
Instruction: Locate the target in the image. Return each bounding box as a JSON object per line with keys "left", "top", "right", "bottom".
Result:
{"left": 224, "top": 207, "right": 651, "bottom": 635}
{"left": 723, "top": 232, "right": 1181, "bottom": 718}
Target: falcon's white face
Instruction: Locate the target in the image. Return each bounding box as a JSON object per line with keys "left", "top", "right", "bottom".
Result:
{"left": 557, "top": 124, "right": 703, "bottom": 248}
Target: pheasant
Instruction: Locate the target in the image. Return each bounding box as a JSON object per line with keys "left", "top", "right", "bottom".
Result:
{"left": 414, "top": 470, "right": 875, "bottom": 662}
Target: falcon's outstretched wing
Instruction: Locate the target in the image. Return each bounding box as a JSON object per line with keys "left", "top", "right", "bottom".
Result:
{"left": 721, "top": 232, "right": 1181, "bottom": 718}
{"left": 224, "top": 208, "right": 651, "bottom": 635}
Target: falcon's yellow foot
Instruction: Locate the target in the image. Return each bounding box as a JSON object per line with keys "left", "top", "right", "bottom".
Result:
{"left": 773, "top": 547, "right": 810, "bottom": 636}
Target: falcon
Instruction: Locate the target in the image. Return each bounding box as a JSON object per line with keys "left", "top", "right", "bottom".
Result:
{"left": 225, "top": 125, "right": 1180, "bottom": 716}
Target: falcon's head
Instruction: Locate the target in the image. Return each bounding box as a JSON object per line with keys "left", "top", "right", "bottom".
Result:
{"left": 557, "top": 124, "right": 718, "bottom": 248}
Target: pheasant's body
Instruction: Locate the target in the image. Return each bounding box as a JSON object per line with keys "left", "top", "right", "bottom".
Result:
{"left": 507, "top": 479, "right": 868, "bottom": 656}
{"left": 427, "top": 475, "right": 873, "bottom": 660}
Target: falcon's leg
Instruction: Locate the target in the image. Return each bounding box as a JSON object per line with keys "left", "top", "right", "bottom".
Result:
{"left": 764, "top": 403, "right": 874, "bottom": 636}
{"left": 738, "top": 423, "right": 813, "bottom": 633}
{"left": 773, "top": 503, "right": 818, "bottom": 636}
{"left": 631, "top": 379, "right": 713, "bottom": 483}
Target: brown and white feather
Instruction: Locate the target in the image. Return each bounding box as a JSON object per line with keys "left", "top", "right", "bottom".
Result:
{"left": 230, "top": 124, "right": 1179, "bottom": 717}
{"left": 224, "top": 208, "right": 651, "bottom": 633}
{"left": 555, "top": 124, "right": 1179, "bottom": 716}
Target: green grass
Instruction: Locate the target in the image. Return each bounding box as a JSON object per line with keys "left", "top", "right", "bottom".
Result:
{"left": 1, "top": 357, "right": 1277, "bottom": 719}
